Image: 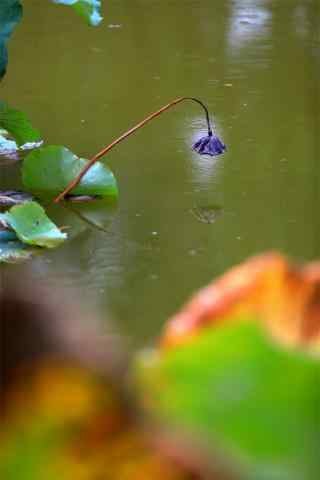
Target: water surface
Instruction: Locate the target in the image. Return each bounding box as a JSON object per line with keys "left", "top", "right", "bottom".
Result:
{"left": 1, "top": 0, "right": 319, "bottom": 346}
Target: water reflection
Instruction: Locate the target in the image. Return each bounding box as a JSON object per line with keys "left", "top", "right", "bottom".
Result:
{"left": 190, "top": 205, "right": 223, "bottom": 224}
{"left": 227, "top": 0, "right": 272, "bottom": 53}
{"left": 293, "top": 4, "right": 309, "bottom": 38}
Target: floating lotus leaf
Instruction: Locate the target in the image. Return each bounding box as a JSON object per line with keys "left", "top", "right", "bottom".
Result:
{"left": 3, "top": 201, "right": 67, "bottom": 248}
{"left": 52, "top": 0, "right": 103, "bottom": 26}
{"left": 0, "top": 190, "right": 34, "bottom": 207}
{"left": 0, "top": 102, "right": 42, "bottom": 146}
{"left": 0, "top": 135, "right": 42, "bottom": 162}
{"left": 0, "top": 1, "right": 22, "bottom": 79}
{"left": 0, "top": 238, "right": 34, "bottom": 263}
{"left": 23, "top": 145, "right": 118, "bottom": 199}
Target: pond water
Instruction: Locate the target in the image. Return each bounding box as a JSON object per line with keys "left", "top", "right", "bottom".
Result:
{"left": 1, "top": 0, "right": 319, "bottom": 347}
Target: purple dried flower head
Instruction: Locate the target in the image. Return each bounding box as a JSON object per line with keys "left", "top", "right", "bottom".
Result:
{"left": 193, "top": 132, "right": 226, "bottom": 157}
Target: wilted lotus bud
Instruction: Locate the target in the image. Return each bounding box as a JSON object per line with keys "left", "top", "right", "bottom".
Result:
{"left": 193, "top": 132, "right": 226, "bottom": 157}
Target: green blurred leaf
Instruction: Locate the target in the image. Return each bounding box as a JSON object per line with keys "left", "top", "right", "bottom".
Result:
{"left": 52, "top": 0, "right": 102, "bottom": 26}
{"left": 22, "top": 145, "right": 118, "bottom": 199}
{"left": 139, "top": 319, "right": 320, "bottom": 480}
{"left": 0, "top": 102, "right": 42, "bottom": 146}
{"left": 3, "top": 201, "right": 67, "bottom": 248}
{"left": 0, "top": 0, "right": 22, "bottom": 79}
{"left": 0, "top": 422, "right": 62, "bottom": 480}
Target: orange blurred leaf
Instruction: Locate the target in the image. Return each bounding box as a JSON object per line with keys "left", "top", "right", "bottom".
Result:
{"left": 162, "top": 252, "right": 320, "bottom": 350}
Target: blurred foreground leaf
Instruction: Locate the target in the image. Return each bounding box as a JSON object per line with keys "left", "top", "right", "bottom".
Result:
{"left": 161, "top": 253, "right": 320, "bottom": 349}
{"left": 139, "top": 318, "right": 320, "bottom": 480}
{"left": 52, "top": 0, "right": 103, "bottom": 26}
{"left": 2, "top": 201, "right": 67, "bottom": 248}
{"left": 6, "top": 252, "right": 320, "bottom": 478}
{"left": 0, "top": 423, "right": 59, "bottom": 480}
{"left": 1, "top": 365, "right": 189, "bottom": 480}
{"left": 0, "top": 1, "right": 22, "bottom": 79}
{"left": 138, "top": 253, "right": 320, "bottom": 480}
{"left": 23, "top": 146, "right": 118, "bottom": 199}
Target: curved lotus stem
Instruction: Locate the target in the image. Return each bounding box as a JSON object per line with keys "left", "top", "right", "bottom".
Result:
{"left": 54, "top": 97, "right": 217, "bottom": 203}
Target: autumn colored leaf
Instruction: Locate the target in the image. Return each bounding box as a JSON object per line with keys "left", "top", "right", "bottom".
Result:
{"left": 1, "top": 364, "right": 192, "bottom": 480}
{"left": 161, "top": 252, "right": 320, "bottom": 350}
{"left": 0, "top": 279, "right": 193, "bottom": 480}
{"left": 137, "top": 253, "right": 320, "bottom": 480}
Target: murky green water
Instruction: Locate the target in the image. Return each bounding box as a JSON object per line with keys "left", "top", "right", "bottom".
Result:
{"left": 1, "top": 0, "right": 319, "bottom": 346}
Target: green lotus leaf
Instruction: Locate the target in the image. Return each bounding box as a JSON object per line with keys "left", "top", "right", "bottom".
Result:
{"left": 3, "top": 201, "right": 67, "bottom": 248}
{"left": 23, "top": 145, "right": 118, "bottom": 199}
{"left": 0, "top": 1, "right": 22, "bottom": 79}
{"left": 0, "top": 239, "right": 33, "bottom": 263}
{"left": 0, "top": 102, "right": 42, "bottom": 146}
{"left": 52, "top": 0, "right": 102, "bottom": 26}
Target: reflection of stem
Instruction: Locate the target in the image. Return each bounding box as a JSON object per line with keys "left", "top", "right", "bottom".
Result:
{"left": 63, "top": 203, "right": 109, "bottom": 233}
{"left": 54, "top": 96, "right": 214, "bottom": 203}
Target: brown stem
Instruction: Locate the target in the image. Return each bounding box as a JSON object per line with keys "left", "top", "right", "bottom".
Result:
{"left": 54, "top": 96, "right": 212, "bottom": 203}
